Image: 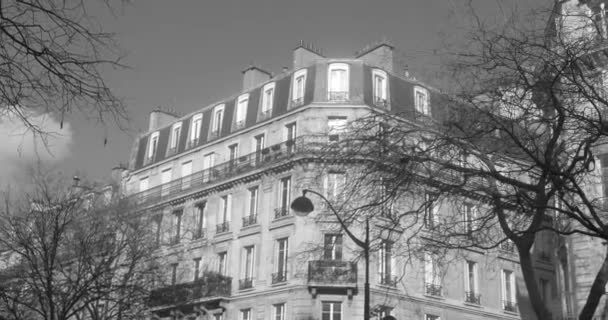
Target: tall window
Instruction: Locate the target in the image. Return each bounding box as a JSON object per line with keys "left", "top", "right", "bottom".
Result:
{"left": 285, "top": 122, "right": 296, "bottom": 153}
{"left": 273, "top": 303, "right": 285, "bottom": 320}
{"left": 274, "top": 238, "right": 288, "bottom": 283}
{"left": 276, "top": 177, "right": 291, "bottom": 218}
{"left": 211, "top": 104, "right": 224, "bottom": 137}
{"left": 240, "top": 309, "right": 251, "bottom": 320}
{"left": 242, "top": 246, "right": 255, "bottom": 287}
{"left": 463, "top": 203, "right": 477, "bottom": 234}
{"left": 261, "top": 82, "right": 275, "bottom": 117}
{"left": 323, "top": 234, "right": 343, "bottom": 260}
{"left": 189, "top": 113, "right": 202, "bottom": 147}
{"left": 246, "top": 186, "right": 259, "bottom": 226}
{"left": 424, "top": 252, "right": 442, "bottom": 296}
{"left": 292, "top": 69, "right": 307, "bottom": 106}
{"left": 170, "top": 263, "right": 178, "bottom": 285}
{"left": 321, "top": 301, "right": 342, "bottom": 320}
{"left": 539, "top": 278, "right": 550, "bottom": 304}
{"left": 154, "top": 214, "right": 162, "bottom": 247}
{"left": 328, "top": 63, "right": 349, "bottom": 101}
{"left": 169, "top": 122, "right": 182, "bottom": 154}
{"left": 325, "top": 172, "right": 345, "bottom": 202}
{"left": 328, "top": 117, "right": 347, "bottom": 142}
{"left": 414, "top": 86, "right": 430, "bottom": 116}
{"left": 465, "top": 260, "right": 479, "bottom": 304}
{"left": 171, "top": 209, "right": 183, "bottom": 245}
{"left": 228, "top": 143, "right": 239, "bottom": 170}
{"left": 161, "top": 168, "right": 172, "bottom": 196}
{"left": 218, "top": 195, "right": 231, "bottom": 233}
{"left": 379, "top": 240, "right": 396, "bottom": 286}
{"left": 193, "top": 258, "right": 201, "bottom": 280}
{"left": 146, "top": 131, "right": 159, "bottom": 163}
{"left": 218, "top": 252, "right": 227, "bottom": 276}
{"left": 235, "top": 94, "right": 248, "bottom": 129}
{"left": 194, "top": 202, "right": 206, "bottom": 239}
{"left": 203, "top": 153, "right": 217, "bottom": 182}
{"left": 372, "top": 69, "right": 388, "bottom": 106}
{"left": 424, "top": 192, "right": 439, "bottom": 229}
{"left": 181, "top": 160, "right": 192, "bottom": 189}
{"left": 502, "top": 269, "right": 517, "bottom": 311}
{"left": 254, "top": 134, "right": 265, "bottom": 164}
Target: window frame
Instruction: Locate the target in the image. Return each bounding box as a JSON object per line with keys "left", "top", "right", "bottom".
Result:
{"left": 189, "top": 113, "right": 203, "bottom": 147}
{"left": 146, "top": 131, "right": 160, "bottom": 162}
{"left": 194, "top": 201, "right": 207, "bottom": 239}
{"left": 169, "top": 121, "right": 182, "bottom": 153}
{"left": 211, "top": 104, "right": 225, "bottom": 136}
{"left": 261, "top": 82, "right": 276, "bottom": 116}
{"left": 372, "top": 69, "right": 388, "bottom": 106}
{"left": 291, "top": 68, "right": 308, "bottom": 106}
{"left": 414, "top": 86, "right": 430, "bottom": 116}
{"left": 321, "top": 301, "right": 342, "bottom": 320}
{"left": 273, "top": 303, "right": 286, "bottom": 320}
{"left": 235, "top": 94, "right": 249, "bottom": 129}
{"left": 327, "top": 63, "right": 350, "bottom": 101}
{"left": 323, "top": 234, "right": 343, "bottom": 261}
{"left": 327, "top": 116, "right": 347, "bottom": 142}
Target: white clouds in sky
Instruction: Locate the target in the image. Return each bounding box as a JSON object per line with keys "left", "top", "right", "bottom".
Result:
{"left": 0, "top": 114, "right": 73, "bottom": 185}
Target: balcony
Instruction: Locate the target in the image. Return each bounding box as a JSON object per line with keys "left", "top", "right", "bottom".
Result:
{"left": 186, "top": 138, "right": 199, "bottom": 149}
{"left": 274, "top": 207, "right": 290, "bottom": 220}
{"left": 328, "top": 91, "right": 348, "bottom": 102}
{"left": 424, "top": 283, "right": 443, "bottom": 297}
{"left": 238, "top": 277, "right": 253, "bottom": 290}
{"left": 148, "top": 274, "right": 231, "bottom": 308}
{"left": 465, "top": 291, "right": 481, "bottom": 305}
{"left": 259, "top": 109, "right": 272, "bottom": 121}
{"left": 129, "top": 137, "right": 321, "bottom": 208}
{"left": 373, "top": 96, "right": 388, "bottom": 108}
{"left": 379, "top": 274, "right": 398, "bottom": 287}
{"left": 503, "top": 300, "right": 518, "bottom": 312}
{"left": 242, "top": 215, "right": 257, "bottom": 227}
{"left": 290, "top": 97, "right": 304, "bottom": 108}
{"left": 308, "top": 260, "right": 357, "bottom": 299}
{"left": 216, "top": 221, "right": 230, "bottom": 234}
{"left": 272, "top": 270, "right": 287, "bottom": 284}
{"left": 233, "top": 120, "right": 245, "bottom": 131}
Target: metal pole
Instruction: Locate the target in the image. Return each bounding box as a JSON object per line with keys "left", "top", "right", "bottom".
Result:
{"left": 364, "top": 217, "right": 370, "bottom": 320}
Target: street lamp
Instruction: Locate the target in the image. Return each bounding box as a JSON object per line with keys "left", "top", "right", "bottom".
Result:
{"left": 290, "top": 189, "right": 371, "bottom": 320}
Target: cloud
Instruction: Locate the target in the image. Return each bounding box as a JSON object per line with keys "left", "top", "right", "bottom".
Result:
{"left": 0, "top": 114, "right": 73, "bottom": 186}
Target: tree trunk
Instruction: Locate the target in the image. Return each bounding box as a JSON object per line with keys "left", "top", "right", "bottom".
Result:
{"left": 578, "top": 246, "right": 608, "bottom": 320}
{"left": 518, "top": 247, "right": 553, "bottom": 319}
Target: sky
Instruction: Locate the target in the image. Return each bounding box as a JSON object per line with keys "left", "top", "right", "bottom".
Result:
{"left": 0, "top": 0, "right": 552, "bottom": 185}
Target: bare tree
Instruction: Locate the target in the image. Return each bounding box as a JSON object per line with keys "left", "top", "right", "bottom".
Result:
{"left": 312, "top": 3, "right": 608, "bottom": 320}
{"left": 0, "top": 172, "right": 156, "bottom": 320}
{"left": 0, "top": 0, "right": 127, "bottom": 138}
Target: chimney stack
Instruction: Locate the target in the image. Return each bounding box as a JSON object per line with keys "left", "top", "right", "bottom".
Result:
{"left": 148, "top": 107, "right": 179, "bottom": 132}
{"left": 355, "top": 38, "right": 396, "bottom": 72}
{"left": 293, "top": 40, "right": 324, "bottom": 69}
{"left": 242, "top": 64, "right": 271, "bottom": 91}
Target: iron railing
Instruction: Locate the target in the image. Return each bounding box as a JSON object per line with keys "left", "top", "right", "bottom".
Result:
{"left": 379, "top": 274, "right": 398, "bottom": 287}
{"left": 373, "top": 96, "right": 388, "bottom": 108}
{"left": 209, "top": 129, "right": 220, "bottom": 140}
{"left": 424, "top": 283, "right": 442, "bottom": 296}
{"left": 272, "top": 270, "right": 287, "bottom": 284}
{"left": 290, "top": 97, "right": 304, "bottom": 108}
{"left": 167, "top": 146, "right": 178, "bottom": 156}
{"left": 216, "top": 221, "right": 230, "bottom": 234}
{"left": 259, "top": 109, "right": 272, "bottom": 121}
{"left": 503, "top": 300, "right": 517, "bottom": 312}
{"left": 185, "top": 138, "right": 199, "bottom": 149}
{"left": 465, "top": 291, "right": 481, "bottom": 304}
{"left": 308, "top": 260, "right": 357, "bottom": 286}
{"left": 238, "top": 278, "right": 253, "bottom": 290}
{"left": 328, "top": 91, "right": 348, "bottom": 101}
{"left": 148, "top": 275, "right": 231, "bottom": 307}
{"left": 129, "top": 136, "right": 329, "bottom": 208}
{"left": 242, "top": 215, "right": 257, "bottom": 227}
{"left": 274, "top": 207, "right": 290, "bottom": 220}
{"left": 233, "top": 120, "right": 245, "bottom": 131}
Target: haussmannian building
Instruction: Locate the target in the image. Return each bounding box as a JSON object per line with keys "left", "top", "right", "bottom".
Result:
{"left": 119, "top": 41, "right": 561, "bottom": 320}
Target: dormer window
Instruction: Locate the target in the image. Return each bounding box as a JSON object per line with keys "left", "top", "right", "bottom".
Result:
{"left": 414, "top": 86, "right": 430, "bottom": 116}
{"left": 328, "top": 63, "right": 349, "bottom": 101}
{"left": 168, "top": 122, "right": 182, "bottom": 156}
{"left": 188, "top": 113, "right": 202, "bottom": 148}
{"left": 235, "top": 94, "right": 248, "bottom": 130}
{"left": 211, "top": 104, "right": 224, "bottom": 139}
{"left": 145, "top": 131, "right": 159, "bottom": 165}
{"left": 291, "top": 69, "right": 307, "bottom": 107}
{"left": 372, "top": 69, "right": 388, "bottom": 107}
{"left": 260, "top": 82, "right": 275, "bottom": 120}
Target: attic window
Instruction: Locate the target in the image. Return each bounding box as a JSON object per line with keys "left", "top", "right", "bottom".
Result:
{"left": 414, "top": 86, "right": 430, "bottom": 116}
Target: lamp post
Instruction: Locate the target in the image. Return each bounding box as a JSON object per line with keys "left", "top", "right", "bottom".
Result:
{"left": 291, "top": 189, "right": 370, "bottom": 320}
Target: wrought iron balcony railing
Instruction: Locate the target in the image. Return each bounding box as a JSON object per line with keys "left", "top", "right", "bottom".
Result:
{"left": 233, "top": 120, "right": 246, "bottom": 131}
{"left": 274, "top": 207, "right": 290, "bottom": 220}
{"left": 290, "top": 97, "right": 304, "bottom": 108}
{"left": 238, "top": 277, "right": 253, "bottom": 290}
{"left": 308, "top": 260, "right": 357, "bottom": 286}
{"left": 503, "top": 300, "right": 518, "bottom": 312}
{"left": 259, "top": 109, "right": 272, "bottom": 121}
{"left": 216, "top": 221, "right": 230, "bottom": 234}
{"left": 272, "top": 270, "right": 287, "bottom": 284}
{"left": 424, "top": 283, "right": 443, "bottom": 297}
{"left": 167, "top": 146, "right": 178, "bottom": 156}
{"left": 185, "top": 138, "right": 199, "bottom": 149}
{"left": 373, "top": 96, "right": 388, "bottom": 108}
{"left": 129, "top": 136, "right": 336, "bottom": 208}
{"left": 465, "top": 291, "right": 481, "bottom": 304}
{"left": 242, "top": 215, "right": 257, "bottom": 227}
{"left": 379, "top": 274, "right": 398, "bottom": 287}
{"left": 148, "top": 274, "right": 231, "bottom": 307}
{"left": 328, "top": 91, "right": 348, "bottom": 101}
